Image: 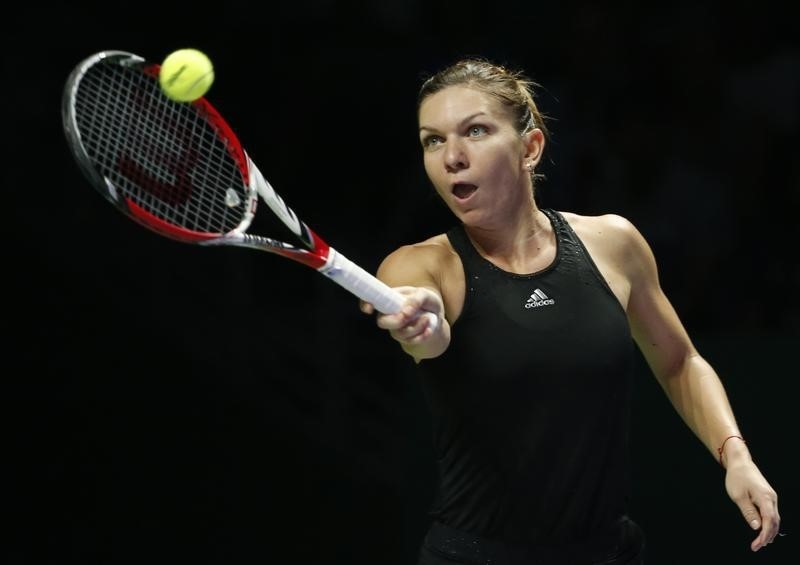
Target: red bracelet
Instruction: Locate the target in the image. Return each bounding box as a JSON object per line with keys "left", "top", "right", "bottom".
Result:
{"left": 717, "top": 435, "right": 745, "bottom": 466}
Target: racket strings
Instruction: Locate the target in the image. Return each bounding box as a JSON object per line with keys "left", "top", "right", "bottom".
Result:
{"left": 73, "top": 60, "right": 250, "bottom": 236}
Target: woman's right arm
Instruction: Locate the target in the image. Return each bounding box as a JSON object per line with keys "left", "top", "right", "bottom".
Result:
{"left": 360, "top": 243, "right": 451, "bottom": 363}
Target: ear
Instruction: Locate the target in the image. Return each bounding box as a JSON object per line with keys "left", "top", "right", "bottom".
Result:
{"left": 522, "top": 128, "right": 545, "bottom": 168}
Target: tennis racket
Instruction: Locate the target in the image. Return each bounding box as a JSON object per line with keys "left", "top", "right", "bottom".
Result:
{"left": 61, "top": 50, "right": 436, "bottom": 329}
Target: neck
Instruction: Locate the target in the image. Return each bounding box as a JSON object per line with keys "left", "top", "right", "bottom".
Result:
{"left": 464, "top": 204, "right": 553, "bottom": 270}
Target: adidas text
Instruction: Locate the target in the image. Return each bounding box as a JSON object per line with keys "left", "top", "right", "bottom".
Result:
{"left": 525, "top": 298, "right": 555, "bottom": 308}
{"left": 525, "top": 289, "right": 555, "bottom": 308}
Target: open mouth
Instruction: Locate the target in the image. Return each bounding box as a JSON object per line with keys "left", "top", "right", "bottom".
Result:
{"left": 452, "top": 183, "right": 478, "bottom": 199}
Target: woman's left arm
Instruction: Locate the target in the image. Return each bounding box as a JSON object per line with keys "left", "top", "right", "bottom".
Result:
{"left": 617, "top": 216, "right": 780, "bottom": 552}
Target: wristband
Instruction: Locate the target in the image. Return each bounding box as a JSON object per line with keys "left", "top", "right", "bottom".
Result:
{"left": 717, "top": 435, "right": 745, "bottom": 466}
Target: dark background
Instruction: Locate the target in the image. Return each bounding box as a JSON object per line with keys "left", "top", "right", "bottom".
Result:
{"left": 6, "top": 1, "right": 797, "bottom": 563}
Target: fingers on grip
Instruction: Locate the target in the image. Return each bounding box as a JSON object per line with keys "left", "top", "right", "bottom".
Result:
{"left": 421, "top": 311, "right": 438, "bottom": 332}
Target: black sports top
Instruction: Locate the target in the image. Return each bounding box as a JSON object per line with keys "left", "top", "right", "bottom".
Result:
{"left": 417, "top": 208, "right": 635, "bottom": 545}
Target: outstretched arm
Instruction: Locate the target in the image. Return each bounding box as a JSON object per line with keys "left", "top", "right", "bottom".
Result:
{"left": 618, "top": 217, "right": 780, "bottom": 552}
{"left": 360, "top": 242, "right": 451, "bottom": 363}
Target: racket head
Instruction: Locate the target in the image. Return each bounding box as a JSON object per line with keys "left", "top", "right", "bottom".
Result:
{"left": 62, "top": 50, "right": 257, "bottom": 244}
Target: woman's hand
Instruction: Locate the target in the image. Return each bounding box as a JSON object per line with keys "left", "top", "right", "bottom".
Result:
{"left": 724, "top": 459, "right": 780, "bottom": 551}
{"left": 360, "top": 286, "right": 450, "bottom": 360}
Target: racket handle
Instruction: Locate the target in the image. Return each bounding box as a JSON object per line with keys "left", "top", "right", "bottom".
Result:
{"left": 320, "top": 248, "right": 439, "bottom": 331}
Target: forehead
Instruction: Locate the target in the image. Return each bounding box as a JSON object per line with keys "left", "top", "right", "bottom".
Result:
{"left": 418, "top": 85, "right": 507, "bottom": 127}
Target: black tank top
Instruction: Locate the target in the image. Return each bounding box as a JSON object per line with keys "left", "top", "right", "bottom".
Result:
{"left": 417, "top": 208, "right": 634, "bottom": 545}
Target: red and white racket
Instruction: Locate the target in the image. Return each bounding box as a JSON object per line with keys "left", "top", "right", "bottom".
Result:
{"left": 62, "top": 50, "right": 436, "bottom": 328}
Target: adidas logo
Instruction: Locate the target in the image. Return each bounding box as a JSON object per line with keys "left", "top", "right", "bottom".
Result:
{"left": 524, "top": 288, "right": 555, "bottom": 309}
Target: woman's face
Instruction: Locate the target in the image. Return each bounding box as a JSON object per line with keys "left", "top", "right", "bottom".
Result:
{"left": 418, "top": 85, "right": 539, "bottom": 226}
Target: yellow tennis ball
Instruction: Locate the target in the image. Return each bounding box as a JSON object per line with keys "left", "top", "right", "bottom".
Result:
{"left": 159, "top": 48, "right": 214, "bottom": 102}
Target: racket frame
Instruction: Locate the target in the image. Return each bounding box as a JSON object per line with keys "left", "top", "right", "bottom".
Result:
{"left": 62, "top": 49, "right": 437, "bottom": 327}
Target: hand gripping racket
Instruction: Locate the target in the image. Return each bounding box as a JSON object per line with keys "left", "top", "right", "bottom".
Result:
{"left": 62, "top": 50, "right": 436, "bottom": 329}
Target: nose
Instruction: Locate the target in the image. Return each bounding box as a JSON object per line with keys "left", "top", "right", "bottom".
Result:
{"left": 444, "top": 138, "right": 468, "bottom": 173}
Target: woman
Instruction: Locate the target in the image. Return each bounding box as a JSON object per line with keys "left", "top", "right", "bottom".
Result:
{"left": 360, "top": 58, "right": 779, "bottom": 564}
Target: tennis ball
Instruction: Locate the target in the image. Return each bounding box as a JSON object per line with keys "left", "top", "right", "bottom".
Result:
{"left": 159, "top": 48, "right": 214, "bottom": 102}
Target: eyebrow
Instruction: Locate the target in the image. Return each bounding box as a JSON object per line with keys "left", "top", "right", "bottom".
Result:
{"left": 419, "top": 111, "right": 488, "bottom": 133}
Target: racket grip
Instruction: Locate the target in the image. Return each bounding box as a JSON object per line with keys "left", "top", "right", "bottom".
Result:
{"left": 319, "top": 249, "right": 439, "bottom": 331}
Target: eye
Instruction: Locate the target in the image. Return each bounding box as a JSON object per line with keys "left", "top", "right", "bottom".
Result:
{"left": 467, "top": 125, "right": 488, "bottom": 138}
{"left": 422, "top": 135, "right": 443, "bottom": 149}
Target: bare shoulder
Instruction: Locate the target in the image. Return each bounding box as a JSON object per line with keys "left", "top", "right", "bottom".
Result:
{"left": 560, "top": 211, "right": 639, "bottom": 238}
{"left": 562, "top": 210, "right": 647, "bottom": 248}
{"left": 559, "top": 211, "right": 655, "bottom": 278}
{"left": 382, "top": 233, "right": 454, "bottom": 263}
{"left": 378, "top": 233, "right": 458, "bottom": 288}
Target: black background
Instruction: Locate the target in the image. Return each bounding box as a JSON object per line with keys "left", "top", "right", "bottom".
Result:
{"left": 6, "top": 1, "right": 798, "bottom": 564}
